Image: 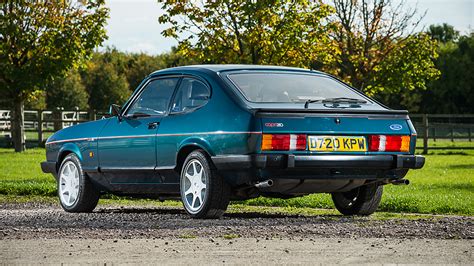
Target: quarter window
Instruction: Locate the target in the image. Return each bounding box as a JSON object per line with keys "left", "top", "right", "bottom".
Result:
{"left": 171, "top": 78, "right": 210, "bottom": 113}
{"left": 127, "top": 78, "right": 179, "bottom": 116}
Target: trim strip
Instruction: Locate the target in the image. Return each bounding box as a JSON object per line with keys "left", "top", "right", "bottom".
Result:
{"left": 46, "top": 131, "right": 262, "bottom": 145}
{"left": 98, "top": 134, "right": 156, "bottom": 140}
{"left": 156, "top": 131, "right": 261, "bottom": 137}
{"left": 46, "top": 137, "right": 91, "bottom": 145}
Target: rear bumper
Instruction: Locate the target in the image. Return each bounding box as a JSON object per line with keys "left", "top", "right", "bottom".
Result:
{"left": 212, "top": 154, "right": 425, "bottom": 170}
{"left": 41, "top": 161, "right": 57, "bottom": 176}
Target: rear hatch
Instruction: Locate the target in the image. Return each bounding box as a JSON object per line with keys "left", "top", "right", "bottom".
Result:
{"left": 219, "top": 69, "right": 416, "bottom": 154}
{"left": 256, "top": 106, "right": 415, "bottom": 155}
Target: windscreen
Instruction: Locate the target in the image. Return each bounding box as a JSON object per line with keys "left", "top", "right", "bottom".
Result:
{"left": 227, "top": 73, "right": 368, "bottom": 103}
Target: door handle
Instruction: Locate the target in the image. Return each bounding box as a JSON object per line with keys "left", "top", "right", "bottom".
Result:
{"left": 148, "top": 122, "right": 160, "bottom": 129}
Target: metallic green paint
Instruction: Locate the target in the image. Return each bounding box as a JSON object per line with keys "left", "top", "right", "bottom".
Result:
{"left": 42, "top": 65, "right": 421, "bottom": 196}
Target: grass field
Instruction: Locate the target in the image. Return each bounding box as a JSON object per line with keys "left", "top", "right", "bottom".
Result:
{"left": 0, "top": 143, "right": 473, "bottom": 215}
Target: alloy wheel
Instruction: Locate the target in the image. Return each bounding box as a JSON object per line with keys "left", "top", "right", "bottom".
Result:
{"left": 181, "top": 159, "right": 207, "bottom": 213}
{"left": 59, "top": 161, "right": 80, "bottom": 207}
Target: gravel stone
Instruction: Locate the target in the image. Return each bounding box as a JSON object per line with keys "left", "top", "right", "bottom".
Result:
{"left": 0, "top": 202, "right": 472, "bottom": 240}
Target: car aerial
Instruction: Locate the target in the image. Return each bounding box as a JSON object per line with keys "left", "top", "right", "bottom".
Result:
{"left": 41, "top": 64, "right": 425, "bottom": 218}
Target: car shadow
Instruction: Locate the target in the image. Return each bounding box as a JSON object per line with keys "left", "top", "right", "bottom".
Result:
{"left": 95, "top": 207, "right": 342, "bottom": 219}
{"left": 96, "top": 207, "right": 184, "bottom": 215}
{"left": 224, "top": 212, "right": 341, "bottom": 219}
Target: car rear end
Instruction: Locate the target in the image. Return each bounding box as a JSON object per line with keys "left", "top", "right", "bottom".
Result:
{"left": 216, "top": 69, "right": 425, "bottom": 199}
{"left": 256, "top": 110, "right": 424, "bottom": 183}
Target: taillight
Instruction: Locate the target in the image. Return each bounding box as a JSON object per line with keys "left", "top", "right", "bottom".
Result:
{"left": 369, "top": 135, "right": 410, "bottom": 152}
{"left": 261, "top": 134, "right": 307, "bottom": 151}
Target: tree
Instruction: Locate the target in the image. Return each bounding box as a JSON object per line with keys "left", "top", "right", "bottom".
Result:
{"left": 25, "top": 91, "right": 47, "bottom": 110}
{"left": 0, "top": 1, "right": 108, "bottom": 152}
{"left": 322, "top": 0, "right": 440, "bottom": 103}
{"left": 158, "top": 0, "right": 335, "bottom": 67}
{"left": 126, "top": 53, "right": 168, "bottom": 90}
{"left": 428, "top": 23, "right": 459, "bottom": 44}
{"left": 81, "top": 59, "right": 131, "bottom": 111}
{"left": 46, "top": 69, "right": 89, "bottom": 110}
{"left": 420, "top": 32, "right": 474, "bottom": 113}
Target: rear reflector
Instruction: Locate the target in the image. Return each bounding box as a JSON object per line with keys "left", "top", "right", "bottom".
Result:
{"left": 369, "top": 135, "right": 410, "bottom": 152}
{"left": 262, "top": 134, "right": 307, "bottom": 151}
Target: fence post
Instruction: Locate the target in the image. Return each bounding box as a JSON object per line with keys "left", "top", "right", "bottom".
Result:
{"left": 37, "top": 110, "right": 43, "bottom": 146}
{"left": 422, "top": 114, "right": 429, "bottom": 154}
{"left": 469, "top": 128, "right": 472, "bottom": 142}
{"left": 88, "top": 110, "right": 95, "bottom": 121}
{"left": 451, "top": 128, "right": 454, "bottom": 142}
{"left": 433, "top": 127, "right": 436, "bottom": 142}
{"left": 75, "top": 106, "right": 79, "bottom": 125}
{"left": 53, "top": 107, "right": 63, "bottom": 131}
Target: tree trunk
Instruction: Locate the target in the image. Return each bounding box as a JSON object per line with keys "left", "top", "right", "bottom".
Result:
{"left": 11, "top": 98, "right": 26, "bottom": 152}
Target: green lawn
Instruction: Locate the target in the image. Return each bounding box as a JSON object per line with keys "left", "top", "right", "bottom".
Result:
{"left": 0, "top": 148, "right": 55, "bottom": 196}
{"left": 0, "top": 146, "right": 473, "bottom": 215}
{"left": 415, "top": 139, "right": 474, "bottom": 151}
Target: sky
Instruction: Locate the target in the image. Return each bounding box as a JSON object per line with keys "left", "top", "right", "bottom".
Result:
{"left": 101, "top": 0, "right": 474, "bottom": 55}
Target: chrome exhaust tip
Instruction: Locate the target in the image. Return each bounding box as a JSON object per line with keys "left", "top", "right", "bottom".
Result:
{"left": 255, "top": 179, "right": 274, "bottom": 188}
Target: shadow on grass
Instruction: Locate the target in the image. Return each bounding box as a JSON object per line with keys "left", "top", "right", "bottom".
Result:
{"left": 449, "top": 164, "right": 474, "bottom": 169}
{"left": 426, "top": 151, "right": 470, "bottom": 155}
{"left": 415, "top": 182, "right": 474, "bottom": 192}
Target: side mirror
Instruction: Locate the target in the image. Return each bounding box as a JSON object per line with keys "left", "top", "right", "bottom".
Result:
{"left": 109, "top": 104, "right": 122, "bottom": 119}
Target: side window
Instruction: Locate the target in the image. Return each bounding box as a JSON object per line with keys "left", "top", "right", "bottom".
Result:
{"left": 127, "top": 78, "right": 179, "bottom": 116}
{"left": 171, "top": 78, "right": 210, "bottom": 113}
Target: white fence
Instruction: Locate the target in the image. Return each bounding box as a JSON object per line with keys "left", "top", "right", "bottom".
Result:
{"left": 0, "top": 109, "right": 92, "bottom": 137}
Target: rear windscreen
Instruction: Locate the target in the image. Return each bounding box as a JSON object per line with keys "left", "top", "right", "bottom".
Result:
{"left": 227, "top": 73, "right": 369, "bottom": 103}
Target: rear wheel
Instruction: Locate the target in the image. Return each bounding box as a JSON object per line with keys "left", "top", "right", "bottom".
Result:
{"left": 180, "top": 150, "right": 230, "bottom": 219}
{"left": 331, "top": 183, "right": 383, "bottom": 216}
{"left": 58, "top": 153, "right": 99, "bottom": 212}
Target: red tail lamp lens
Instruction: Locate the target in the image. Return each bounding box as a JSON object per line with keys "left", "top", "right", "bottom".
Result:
{"left": 369, "top": 135, "right": 410, "bottom": 152}
{"left": 262, "top": 134, "right": 307, "bottom": 151}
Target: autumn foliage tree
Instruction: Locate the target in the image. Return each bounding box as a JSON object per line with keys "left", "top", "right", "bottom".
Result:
{"left": 158, "top": 0, "right": 336, "bottom": 67}
{"left": 323, "top": 0, "right": 440, "bottom": 108}
{"left": 159, "top": 0, "right": 440, "bottom": 111}
{"left": 0, "top": 1, "right": 108, "bottom": 152}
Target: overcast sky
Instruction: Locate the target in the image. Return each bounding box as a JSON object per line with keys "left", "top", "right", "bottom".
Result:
{"left": 101, "top": 0, "right": 473, "bottom": 55}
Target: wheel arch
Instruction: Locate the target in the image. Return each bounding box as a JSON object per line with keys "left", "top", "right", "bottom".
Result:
{"left": 56, "top": 143, "right": 83, "bottom": 172}
{"left": 175, "top": 140, "right": 214, "bottom": 173}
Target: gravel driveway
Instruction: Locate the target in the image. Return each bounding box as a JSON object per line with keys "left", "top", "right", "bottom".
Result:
{"left": 1, "top": 202, "right": 472, "bottom": 264}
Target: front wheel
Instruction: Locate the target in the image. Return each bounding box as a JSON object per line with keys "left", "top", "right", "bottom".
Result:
{"left": 58, "top": 153, "right": 100, "bottom": 212}
{"left": 331, "top": 183, "right": 383, "bottom": 216}
{"left": 180, "top": 150, "right": 230, "bottom": 219}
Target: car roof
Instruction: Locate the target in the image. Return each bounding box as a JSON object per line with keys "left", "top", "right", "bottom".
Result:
{"left": 150, "top": 64, "right": 324, "bottom": 75}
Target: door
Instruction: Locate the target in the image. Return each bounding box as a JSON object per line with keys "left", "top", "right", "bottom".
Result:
{"left": 156, "top": 77, "right": 212, "bottom": 169}
{"left": 98, "top": 77, "right": 179, "bottom": 185}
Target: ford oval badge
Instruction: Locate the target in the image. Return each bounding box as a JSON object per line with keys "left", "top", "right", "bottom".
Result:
{"left": 390, "top": 124, "right": 403, "bottom": 130}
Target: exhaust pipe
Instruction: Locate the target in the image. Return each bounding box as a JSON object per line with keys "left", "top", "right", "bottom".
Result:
{"left": 255, "top": 179, "right": 274, "bottom": 188}
{"left": 391, "top": 179, "right": 410, "bottom": 185}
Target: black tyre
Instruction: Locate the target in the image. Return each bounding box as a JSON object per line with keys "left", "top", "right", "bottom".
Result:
{"left": 180, "top": 150, "right": 230, "bottom": 219}
{"left": 331, "top": 183, "right": 383, "bottom": 216}
{"left": 57, "top": 153, "right": 100, "bottom": 212}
